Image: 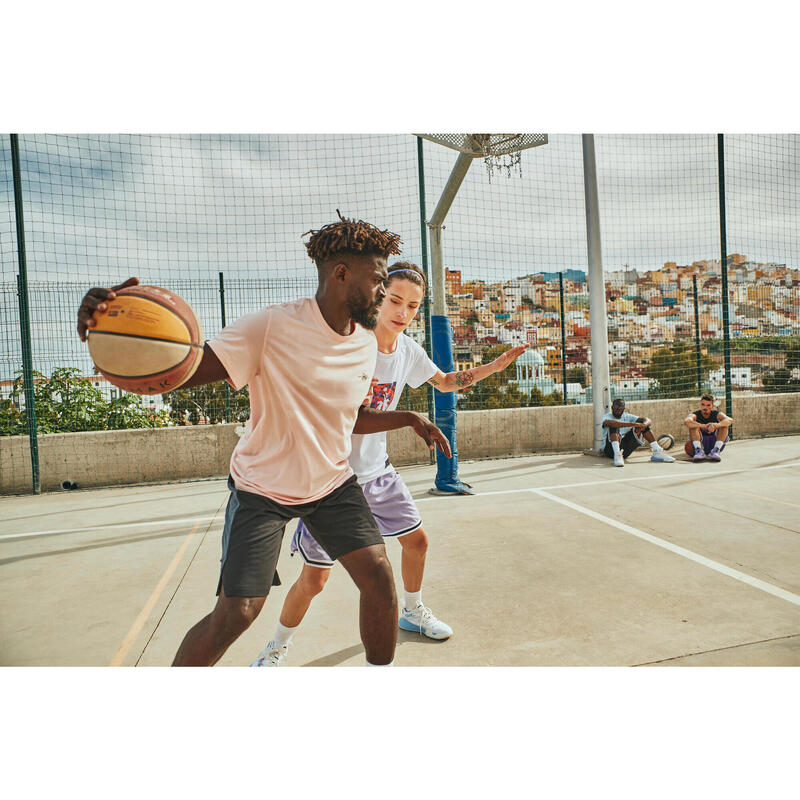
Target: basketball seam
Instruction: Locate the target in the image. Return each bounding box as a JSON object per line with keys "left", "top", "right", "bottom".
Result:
{"left": 114, "top": 289, "right": 200, "bottom": 341}
{"left": 89, "top": 329, "right": 203, "bottom": 347}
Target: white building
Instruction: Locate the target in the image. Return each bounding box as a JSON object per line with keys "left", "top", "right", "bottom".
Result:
{"left": 710, "top": 367, "right": 752, "bottom": 388}
{"left": 609, "top": 340, "right": 630, "bottom": 359}
{"left": 502, "top": 284, "right": 523, "bottom": 313}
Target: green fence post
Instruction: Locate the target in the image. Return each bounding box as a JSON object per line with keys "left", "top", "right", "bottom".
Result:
{"left": 417, "top": 136, "right": 436, "bottom": 463}
{"left": 219, "top": 271, "right": 231, "bottom": 422}
{"left": 693, "top": 273, "right": 702, "bottom": 395}
{"left": 559, "top": 271, "right": 568, "bottom": 404}
{"left": 10, "top": 135, "right": 40, "bottom": 494}
{"left": 717, "top": 134, "right": 733, "bottom": 438}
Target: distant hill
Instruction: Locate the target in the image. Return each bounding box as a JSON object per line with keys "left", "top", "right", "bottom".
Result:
{"left": 519, "top": 269, "right": 587, "bottom": 283}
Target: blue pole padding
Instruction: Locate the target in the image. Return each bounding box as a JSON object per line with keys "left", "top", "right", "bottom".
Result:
{"left": 431, "top": 315, "right": 473, "bottom": 494}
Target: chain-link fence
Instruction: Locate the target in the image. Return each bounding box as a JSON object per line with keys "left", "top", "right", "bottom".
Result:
{"left": 2, "top": 134, "right": 798, "bottom": 468}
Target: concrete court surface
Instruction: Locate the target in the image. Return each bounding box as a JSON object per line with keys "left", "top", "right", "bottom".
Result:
{"left": 1, "top": 435, "right": 798, "bottom": 667}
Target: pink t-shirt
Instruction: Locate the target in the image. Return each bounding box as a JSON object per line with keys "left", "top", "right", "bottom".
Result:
{"left": 207, "top": 297, "right": 377, "bottom": 505}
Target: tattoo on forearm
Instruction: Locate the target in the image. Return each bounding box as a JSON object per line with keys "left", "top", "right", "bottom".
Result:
{"left": 454, "top": 370, "right": 475, "bottom": 387}
{"left": 430, "top": 376, "right": 441, "bottom": 387}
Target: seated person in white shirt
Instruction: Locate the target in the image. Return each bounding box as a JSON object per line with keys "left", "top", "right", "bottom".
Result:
{"left": 601, "top": 397, "right": 675, "bottom": 467}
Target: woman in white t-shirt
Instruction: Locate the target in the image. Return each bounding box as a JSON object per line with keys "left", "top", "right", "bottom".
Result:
{"left": 252, "top": 263, "right": 528, "bottom": 665}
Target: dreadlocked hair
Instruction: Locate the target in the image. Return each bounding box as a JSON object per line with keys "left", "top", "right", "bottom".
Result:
{"left": 387, "top": 261, "right": 427, "bottom": 292}
{"left": 303, "top": 210, "right": 402, "bottom": 265}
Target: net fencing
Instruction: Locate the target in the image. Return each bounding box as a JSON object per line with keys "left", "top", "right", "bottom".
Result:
{"left": 723, "top": 135, "right": 800, "bottom": 395}
{"left": 1, "top": 134, "right": 423, "bottom": 434}
{"left": 595, "top": 134, "right": 722, "bottom": 404}
{"left": 420, "top": 133, "right": 589, "bottom": 415}
{"left": 595, "top": 134, "right": 800, "bottom": 404}
{"left": 1, "top": 134, "right": 798, "bottom": 490}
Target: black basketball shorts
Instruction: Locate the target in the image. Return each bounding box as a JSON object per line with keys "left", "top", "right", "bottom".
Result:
{"left": 217, "top": 475, "right": 383, "bottom": 597}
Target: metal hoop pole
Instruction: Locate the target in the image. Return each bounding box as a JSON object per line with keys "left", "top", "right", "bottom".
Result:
{"left": 582, "top": 134, "right": 611, "bottom": 452}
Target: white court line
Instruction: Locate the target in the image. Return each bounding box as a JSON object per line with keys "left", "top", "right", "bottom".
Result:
{"left": 0, "top": 514, "right": 219, "bottom": 541}
{"left": 4, "top": 459, "right": 799, "bottom": 540}
{"left": 414, "top": 460, "right": 800, "bottom": 503}
{"left": 532, "top": 487, "right": 800, "bottom": 609}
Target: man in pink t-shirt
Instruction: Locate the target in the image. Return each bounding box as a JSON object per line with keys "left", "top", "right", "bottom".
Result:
{"left": 76, "top": 213, "right": 450, "bottom": 666}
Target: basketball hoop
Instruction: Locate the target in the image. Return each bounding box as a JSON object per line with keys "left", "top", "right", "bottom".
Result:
{"left": 416, "top": 133, "right": 548, "bottom": 181}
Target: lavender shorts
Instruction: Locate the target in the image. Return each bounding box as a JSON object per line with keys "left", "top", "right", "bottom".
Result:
{"left": 291, "top": 468, "right": 422, "bottom": 569}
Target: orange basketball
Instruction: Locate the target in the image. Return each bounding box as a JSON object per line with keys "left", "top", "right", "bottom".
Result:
{"left": 88, "top": 285, "right": 204, "bottom": 395}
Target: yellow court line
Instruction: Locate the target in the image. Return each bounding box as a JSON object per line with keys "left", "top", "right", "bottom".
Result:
{"left": 109, "top": 520, "right": 203, "bottom": 667}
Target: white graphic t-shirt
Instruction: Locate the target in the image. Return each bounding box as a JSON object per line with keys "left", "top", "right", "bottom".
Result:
{"left": 349, "top": 334, "right": 438, "bottom": 484}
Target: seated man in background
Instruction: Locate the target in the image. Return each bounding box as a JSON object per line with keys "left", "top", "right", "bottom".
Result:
{"left": 683, "top": 393, "right": 732, "bottom": 462}
{"left": 602, "top": 397, "right": 675, "bottom": 467}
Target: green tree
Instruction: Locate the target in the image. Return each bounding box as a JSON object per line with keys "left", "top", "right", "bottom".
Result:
{"left": 456, "top": 345, "right": 523, "bottom": 410}
{"left": 786, "top": 343, "right": 800, "bottom": 372}
{"left": 164, "top": 381, "right": 250, "bottom": 425}
{"left": 464, "top": 311, "right": 479, "bottom": 327}
{"left": 647, "top": 343, "right": 717, "bottom": 398}
{"left": 567, "top": 366, "right": 587, "bottom": 387}
{"left": 541, "top": 389, "right": 563, "bottom": 406}
{"left": 762, "top": 368, "right": 799, "bottom": 392}
{"left": 525, "top": 386, "right": 563, "bottom": 407}
{"left": 0, "top": 367, "right": 172, "bottom": 436}
{"left": 398, "top": 383, "right": 431, "bottom": 413}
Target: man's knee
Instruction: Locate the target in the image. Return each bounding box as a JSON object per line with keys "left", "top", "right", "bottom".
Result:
{"left": 214, "top": 594, "right": 265, "bottom": 637}
{"left": 341, "top": 544, "right": 395, "bottom": 594}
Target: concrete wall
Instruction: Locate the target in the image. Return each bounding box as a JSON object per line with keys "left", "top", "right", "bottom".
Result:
{"left": 2, "top": 393, "right": 798, "bottom": 495}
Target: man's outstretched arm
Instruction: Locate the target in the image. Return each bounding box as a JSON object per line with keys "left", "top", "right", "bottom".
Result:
{"left": 354, "top": 407, "right": 451, "bottom": 457}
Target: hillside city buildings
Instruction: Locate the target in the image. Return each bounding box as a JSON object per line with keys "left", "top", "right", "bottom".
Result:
{"left": 3, "top": 255, "right": 798, "bottom": 422}
{"left": 405, "top": 255, "right": 800, "bottom": 403}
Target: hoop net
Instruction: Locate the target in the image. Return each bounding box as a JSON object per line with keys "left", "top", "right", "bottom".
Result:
{"left": 416, "top": 133, "right": 548, "bottom": 181}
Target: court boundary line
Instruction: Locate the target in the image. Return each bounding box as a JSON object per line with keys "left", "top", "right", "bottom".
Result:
{"left": 531, "top": 488, "right": 800, "bottom": 609}
{"left": 0, "top": 515, "right": 219, "bottom": 541}
{"left": 4, "top": 460, "right": 799, "bottom": 539}
{"left": 109, "top": 520, "right": 204, "bottom": 666}
{"left": 133, "top": 497, "right": 226, "bottom": 666}
{"left": 414, "top": 459, "right": 800, "bottom": 503}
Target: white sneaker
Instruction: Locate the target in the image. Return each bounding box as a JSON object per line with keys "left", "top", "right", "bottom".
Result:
{"left": 398, "top": 604, "right": 453, "bottom": 640}
{"left": 250, "top": 640, "right": 289, "bottom": 667}
{"left": 650, "top": 450, "right": 675, "bottom": 463}
{"left": 613, "top": 453, "right": 624, "bottom": 467}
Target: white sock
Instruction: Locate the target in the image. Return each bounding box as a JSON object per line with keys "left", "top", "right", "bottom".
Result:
{"left": 649, "top": 440, "right": 661, "bottom": 452}
{"left": 712, "top": 440, "right": 723, "bottom": 451}
{"left": 404, "top": 589, "right": 422, "bottom": 610}
{"left": 272, "top": 622, "right": 297, "bottom": 648}
{"left": 366, "top": 660, "right": 394, "bottom": 666}
{"left": 693, "top": 440, "right": 702, "bottom": 452}
{"left": 611, "top": 440, "right": 621, "bottom": 456}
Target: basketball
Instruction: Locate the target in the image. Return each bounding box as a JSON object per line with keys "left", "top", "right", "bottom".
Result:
{"left": 87, "top": 285, "right": 204, "bottom": 395}
{"left": 684, "top": 440, "right": 695, "bottom": 456}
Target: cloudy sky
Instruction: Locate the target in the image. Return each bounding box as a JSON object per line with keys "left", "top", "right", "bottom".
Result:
{"left": 2, "top": 133, "right": 798, "bottom": 380}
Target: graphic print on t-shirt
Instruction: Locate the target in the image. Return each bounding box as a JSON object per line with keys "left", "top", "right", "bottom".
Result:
{"left": 371, "top": 382, "right": 397, "bottom": 411}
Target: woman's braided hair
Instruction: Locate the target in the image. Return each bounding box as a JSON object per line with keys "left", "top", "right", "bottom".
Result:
{"left": 304, "top": 210, "right": 402, "bottom": 265}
